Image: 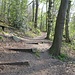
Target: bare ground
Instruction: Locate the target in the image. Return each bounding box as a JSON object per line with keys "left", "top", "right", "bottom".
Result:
{"left": 0, "top": 32, "right": 75, "bottom": 75}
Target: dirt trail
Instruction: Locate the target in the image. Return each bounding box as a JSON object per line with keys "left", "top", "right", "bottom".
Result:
{"left": 0, "top": 32, "right": 75, "bottom": 75}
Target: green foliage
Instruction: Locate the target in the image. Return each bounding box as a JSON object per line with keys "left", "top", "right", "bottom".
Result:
{"left": 33, "top": 28, "right": 41, "bottom": 35}
{"left": 0, "top": 0, "right": 28, "bottom": 29}
{"left": 40, "top": 0, "right": 46, "bottom": 3}
{"left": 25, "top": 31, "right": 37, "bottom": 38}
{"left": 0, "top": 36, "right": 4, "bottom": 41}
{"left": 57, "top": 53, "right": 68, "bottom": 61}
{"left": 69, "top": 13, "right": 75, "bottom": 38}
{"left": 25, "top": 28, "right": 41, "bottom": 38}
{"left": 34, "top": 50, "right": 40, "bottom": 58}
{"left": 62, "top": 41, "right": 75, "bottom": 51}
{"left": 71, "top": 40, "right": 75, "bottom": 50}
{"left": 50, "top": 53, "right": 68, "bottom": 62}
{"left": 0, "top": 36, "right": 3, "bottom": 39}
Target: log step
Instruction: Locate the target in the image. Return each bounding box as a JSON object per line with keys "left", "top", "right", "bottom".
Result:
{"left": 8, "top": 48, "right": 37, "bottom": 53}
{"left": 0, "top": 61, "right": 29, "bottom": 66}
{"left": 27, "top": 42, "right": 38, "bottom": 44}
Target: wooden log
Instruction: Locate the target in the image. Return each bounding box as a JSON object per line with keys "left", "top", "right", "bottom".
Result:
{"left": 0, "top": 61, "right": 29, "bottom": 66}
{"left": 8, "top": 48, "right": 37, "bottom": 53}
{"left": 27, "top": 42, "right": 38, "bottom": 44}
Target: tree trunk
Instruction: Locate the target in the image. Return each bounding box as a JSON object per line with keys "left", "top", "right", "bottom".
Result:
{"left": 46, "top": 0, "right": 53, "bottom": 39}
{"left": 49, "top": 0, "right": 69, "bottom": 56}
{"left": 46, "top": 0, "right": 48, "bottom": 32}
{"left": 4, "top": 0, "right": 6, "bottom": 22}
{"left": 32, "top": 0, "right": 34, "bottom": 24}
{"left": 34, "top": 0, "right": 38, "bottom": 28}
{"left": 65, "top": 0, "right": 71, "bottom": 43}
{"left": 1, "top": 0, "right": 5, "bottom": 21}
{"left": 7, "top": 0, "right": 11, "bottom": 23}
{"left": 40, "top": 5, "right": 44, "bottom": 31}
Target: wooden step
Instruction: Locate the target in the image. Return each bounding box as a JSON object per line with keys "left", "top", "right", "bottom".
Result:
{"left": 0, "top": 61, "right": 29, "bottom": 66}
{"left": 27, "top": 42, "right": 39, "bottom": 44}
{"left": 8, "top": 48, "right": 37, "bottom": 53}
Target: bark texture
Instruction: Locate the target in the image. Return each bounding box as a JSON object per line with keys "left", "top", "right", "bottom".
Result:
{"left": 65, "top": 0, "right": 71, "bottom": 43}
{"left": 49, "top": 0, "right": 69, "bottom": 56}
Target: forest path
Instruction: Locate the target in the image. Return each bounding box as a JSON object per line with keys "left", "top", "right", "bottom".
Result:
{"left": 0, "top": 32, "right": 75, "bottom": 75}
{"left": 33, "top": 32, "right": 47, "bottom": 39}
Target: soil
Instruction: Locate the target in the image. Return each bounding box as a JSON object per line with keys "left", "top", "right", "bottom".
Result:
{"left": 0, "top": 32, "right": 75, "bottom": 75}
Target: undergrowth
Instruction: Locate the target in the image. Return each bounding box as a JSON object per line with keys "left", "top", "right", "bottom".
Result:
{"left": 50, "top": 53, "right": 68, "bottom": 62}
{"left": 25, "top": 28, "right": 41, "bottom": 38}
{"left": 34, "top": 50, "right": 40, "bottom": 58}
{"left": 50, "top": 42, "right": 74, "bottom": 61}
{"left": 0, "top": 36, "right": 4, "bottom": 41}
{"left": 25, "top": 31, "right": 37, "bottom": 38}
{"left": 57, "top": 53, "right": 68, "bottom": 61}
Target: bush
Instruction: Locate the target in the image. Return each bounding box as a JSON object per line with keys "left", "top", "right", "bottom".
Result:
{"left": 32, "top": 28, "right": 41, "bottom": 35}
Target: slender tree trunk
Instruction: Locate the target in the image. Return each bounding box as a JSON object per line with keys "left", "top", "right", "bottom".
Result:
{"left": 1, "top": 0, "right": 4, "bottom": 21}
{"left": 65, "top": 0, "right": 71, "bottom": 43}
{"left": 46, "top": 0, "right": 53, "bottom": 39}
{"left": 4, "top": 0, "right": 6, "bottom": 22}
{"left": 40, "top": 5, "right": 44, "bottom": 31}
{"left": 46, "top": 0, "right": 48, "bottom": 32}
{"left": 49, "top": 0, "right": 69, "bottom": 56}
{"left": 34, "top": 0, "right": 38, "bottom": 28}
{"left": 32, "top": 0, "right": 34, "bottom": 24}
{"left": 7, "top": 0, "right": 11, "bottom": 23}
{"left": 51, "top": 0, "right": 55, "bottom": 32}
